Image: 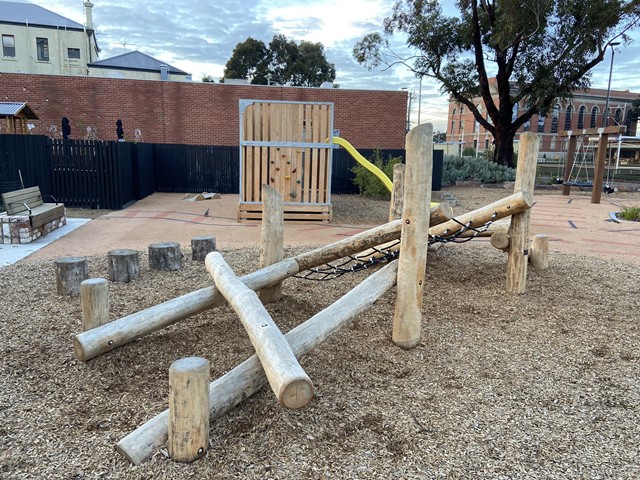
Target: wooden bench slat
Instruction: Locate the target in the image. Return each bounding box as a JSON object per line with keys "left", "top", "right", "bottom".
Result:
{"left": 2, "top": 186, "right": 44, "bottom": 214}
{"left": 31, "top": 204, "right": 65, "bottom": 229}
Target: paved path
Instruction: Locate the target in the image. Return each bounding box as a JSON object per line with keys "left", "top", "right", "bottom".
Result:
{"left": 3, "top": 191, "right": 639, "bottom": 267}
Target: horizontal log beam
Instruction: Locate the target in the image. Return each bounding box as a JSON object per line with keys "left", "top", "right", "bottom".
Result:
{"left": 74, "top": 220, "right": 403, "bottom": 362}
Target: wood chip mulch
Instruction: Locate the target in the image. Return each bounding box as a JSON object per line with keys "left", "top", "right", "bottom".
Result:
{"left": 1, "top": 191, "right": 639, "bottom": 479}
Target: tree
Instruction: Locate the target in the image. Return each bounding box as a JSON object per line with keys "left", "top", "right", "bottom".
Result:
{"left": 223, "top": 35, "right": 336, "bottom": 87}
{"left": 433, "top": 131, "right": 447, "bottom": 143}
{"left": 201, "top": 74, "right": 216, "bottom": 83}
{"left": 223, "top": 37, "right": 268, "bottom": 84}
{"left": 354, "top": 1, "right": 640, "bottom": 167}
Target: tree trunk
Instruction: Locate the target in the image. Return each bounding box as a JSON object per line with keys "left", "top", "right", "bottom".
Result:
{"left": 493, "top": 126, "right": 516, "bottom": 168}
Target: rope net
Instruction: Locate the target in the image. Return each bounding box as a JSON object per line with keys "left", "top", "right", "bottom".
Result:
{"left": 294, "top": 212, "right": 498, "bottom": 281}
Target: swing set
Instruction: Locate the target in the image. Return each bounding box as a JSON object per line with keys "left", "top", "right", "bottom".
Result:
{"left": 557, "top": 125, "right": 626, "bottom": 204}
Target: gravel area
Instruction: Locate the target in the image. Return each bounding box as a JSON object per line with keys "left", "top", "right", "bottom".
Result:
{"left": 1, "top": 189, "right": 639, "bottom": 479}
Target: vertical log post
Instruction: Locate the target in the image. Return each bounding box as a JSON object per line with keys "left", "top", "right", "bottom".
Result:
{"left": 168, "top": 357, "right": 210, "bottom": 463}
{"left": 388, "top": 163, "right": 406, "bottom": 221}
{"left": 562, "top": 133, "right": 577, "bottom": 196}
{"left": 529, "top": 234, "right": 549, "bottom": 270}
{"left": 191, "top": 236, "right": 216, "bottom": 262}
{"left": 107, "top": 249, "right": 140, "bottom": 283}
{"left": 259, "top": 185, "right": 284, "bottom": 304}
{"left": 54, "top": 256, "right": 89, "bottom": 295}
{"left": 149, "top": 242, "right": 182, "bottom": 271}
{"left": 591, "top": 131, "right": 609, "bottom": 204}
{"left": 393, "top": 123, "right": 433, "bottom": 349}
{"left": 507, "top": 132, "right": 539, "bottom": 294}
{"left": 80, "top": 278, "right": 109, "bottom": 331}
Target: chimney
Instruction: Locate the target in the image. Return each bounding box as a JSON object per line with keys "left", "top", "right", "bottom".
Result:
{"left": 160, "top": 65, "right": 169, "bottom": 80}
{"left": 84, "top": 0, "right": 94, "bottom": 30}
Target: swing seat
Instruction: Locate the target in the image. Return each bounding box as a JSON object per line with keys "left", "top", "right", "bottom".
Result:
{"left": 603, "top": 184, "right": 615, "bottom": 194}
{"left": 562, "top": 181, "right": 593, "bottom": 188}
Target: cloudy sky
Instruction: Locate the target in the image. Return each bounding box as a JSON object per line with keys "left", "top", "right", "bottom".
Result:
{"left": 17, "top": 0, "right": 640, "bottom": 131}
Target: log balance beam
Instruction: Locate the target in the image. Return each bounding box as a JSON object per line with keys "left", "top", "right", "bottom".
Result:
{"left": 117, "top": 260, "right": 400, "bottom": 465}
{"left": 207, "top": 252, "right": 313, "bottom": 409}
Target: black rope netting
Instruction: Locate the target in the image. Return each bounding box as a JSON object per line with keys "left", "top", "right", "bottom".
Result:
{"left": 294, "top": 212, "right": 499, "bottom": 281}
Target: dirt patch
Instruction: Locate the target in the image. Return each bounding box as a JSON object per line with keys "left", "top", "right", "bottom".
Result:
{"left": 1, "top": 190, "right": 639, "bottom": 479}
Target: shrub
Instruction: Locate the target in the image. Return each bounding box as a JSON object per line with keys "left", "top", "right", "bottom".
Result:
{"left": 619, "top": 205, "right": 640, "bottom": 222}
{"left": 442, "top": 155, "right": 516, "bottom": 184}
{"left": 351, "top": 150, "right": 403, "bottom": 198}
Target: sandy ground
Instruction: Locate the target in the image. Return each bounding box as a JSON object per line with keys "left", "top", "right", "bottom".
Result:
{"left": 1, "top": 188, "right": 639, "bottom": 479}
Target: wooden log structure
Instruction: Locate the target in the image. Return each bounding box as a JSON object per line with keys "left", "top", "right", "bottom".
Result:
{"left": 393, "top": 123, "right": 433, "bottom": 349}
{"left": 54, "top": 257, "right": 89, "bottom": 295}
{"left": 149, "top": 242, "right": 182, "bottom": 271}
{"left": 529, "top": 234, "right": 549, "bottom": 270}
{"left": 74, "top": 192, "right": 532, "bottom": 363}
{"left": 107, "top": 249, "right": 140, "bottom": 283}
{"left": 74, "top": 219, "right": 404, "bottom": 362}
{"left": 507, "top": 132, "right": 539, "bottom": 294}
{"left": 259, "top": 185, "right": 284, "bottom": 303}
{"left": 116, "top": 260, "right": 399, "bottom": 465}
{"left": 207, "top": 252, "right": 313, "bottom": 408}
{"left": 80, "top": 278, "right": 109, "bottom": 331}
{"left": 489, "top": 231, "right": 510, "bottom": 252}
{"left": 429, "top": 192, "right": 532, "bottom": 239}
{"left": 168, "top": 357, "right": 210, "bottom": 463}
{"left": 191, "top": 236, "right": 216, "bottom": 262}
{"left": 388, "top": 163, "right": 405, "bottom": 221}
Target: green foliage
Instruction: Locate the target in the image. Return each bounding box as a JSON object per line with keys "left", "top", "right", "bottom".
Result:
{"left": 354, "top": 0, "right": 640, "bottom": 167}
{"left": 619, "top": 205, "right": 640, "bottom": 222}
{"left": 433, "top": 131, "right": 447, "bottom": 143}
{"left": 223, "top": 35, "right": 336, "bottom": 87}
{"left": 442, "top": 156, "right": 516, "bottom": 185}
{"left": 462, "top": 147, "right": 476, "bottom": 157}
{"left": 351, "top": 150, "right": 403, "bottom": 199}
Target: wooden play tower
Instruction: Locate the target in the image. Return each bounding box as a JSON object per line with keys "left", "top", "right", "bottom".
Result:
{"left": 237, "top": 100, "right": 334, "bottom": 222}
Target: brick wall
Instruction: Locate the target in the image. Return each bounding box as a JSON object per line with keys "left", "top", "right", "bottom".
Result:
{"left": 0, "top": 73, "right": 407, "bottom": 149}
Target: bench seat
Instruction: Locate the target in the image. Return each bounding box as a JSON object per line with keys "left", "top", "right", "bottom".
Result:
{"left": 1, "top": 186, "right": 66, "bottom": 244}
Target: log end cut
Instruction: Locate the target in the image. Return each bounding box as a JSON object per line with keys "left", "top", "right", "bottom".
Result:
{"left": 279, "top": 377, "right": 314, "bottom": 409}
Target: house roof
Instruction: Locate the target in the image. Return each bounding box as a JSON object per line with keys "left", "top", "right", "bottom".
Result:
{"left": 0, "top": 1, "right": 85, "bottom": 30}
{"left": 0, "top": 102, "right": 38, "bottom": 119}
{"left": 88, "top": 50, "right": 188, "bottom": 75}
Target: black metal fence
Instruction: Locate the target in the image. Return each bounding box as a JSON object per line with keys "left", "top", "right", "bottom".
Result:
{"left": 1, "top": 134, "right": 413, "bottom": 210}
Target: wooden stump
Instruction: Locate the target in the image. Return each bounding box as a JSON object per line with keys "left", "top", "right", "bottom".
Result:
{"left": 149, "top": 242, "right": 182, "bottom": 271}
{"left": 81, "top": 278, "right": 109, "bottom": 331}
{"left": 54, "top": 256, "right": 89, "bottom": 295}
{"left": 168, "top": 357, "right": 210, "bottom": 463}
{"left": 191, "top": 236, "right": 216, "bottom": 262}
{"left": 107, "top": 249, "right": 140, "bottom": 282}
{"left": 529, "top": 234, "right": 549, "bottom": 270}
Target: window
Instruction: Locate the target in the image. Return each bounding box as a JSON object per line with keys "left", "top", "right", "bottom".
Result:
{"left": 451, "top": 120, "right": 455, "bottom": 133}
{"left": 614, "top": 108, "right": 622, "bottom": 126}
{"left": 564, "top": 105, "right": 572, "bottom": 130}
{"left": 590, "top": 107, "right": 598, "bottom": 128}
{"left": 2, "top": 34, "right": 15, "bottom": 57}
{"left": 551, "top": 105, "right": 559, "bottom": 133}
{"left": 67, "top": 48, "right": 80, "bottom": 59}
{"left": 36, "top": 37, "right": 49, "bottom": 61}
{"left": 577, "top": 106, "right": 586, "bottom": 129}
{"left": 537, "top": 115, "right": 545, "bottom": 133}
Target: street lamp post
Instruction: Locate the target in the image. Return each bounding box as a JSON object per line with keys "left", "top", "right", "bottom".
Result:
{"left": 603, "top": 42, "right": 621, "bottom": 127}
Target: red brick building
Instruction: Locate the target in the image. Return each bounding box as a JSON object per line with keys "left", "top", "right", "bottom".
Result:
{"left": 447, "top": 81, "right": 639, "bottom": 160}
{"left": 0, "top": 73, "right": 407, "bottom": 149}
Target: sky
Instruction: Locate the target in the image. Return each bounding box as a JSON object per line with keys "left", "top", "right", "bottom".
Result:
{"left": 14, "top": 0, "right": 640, "bottom": 132}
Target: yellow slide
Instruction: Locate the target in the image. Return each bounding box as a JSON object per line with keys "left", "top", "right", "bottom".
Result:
{"left": 333, "top": 136, "right": 393, "bottom": 192}
{"left": 333, "top": 136, "right": 437, "bottom": 207}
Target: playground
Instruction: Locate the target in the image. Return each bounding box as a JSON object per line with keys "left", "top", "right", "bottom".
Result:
{"left": 1, "top": 109, "right": 640, "bottom": 477}
{"left": 1, "top": 185, "right": 639, "bottom": 478}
